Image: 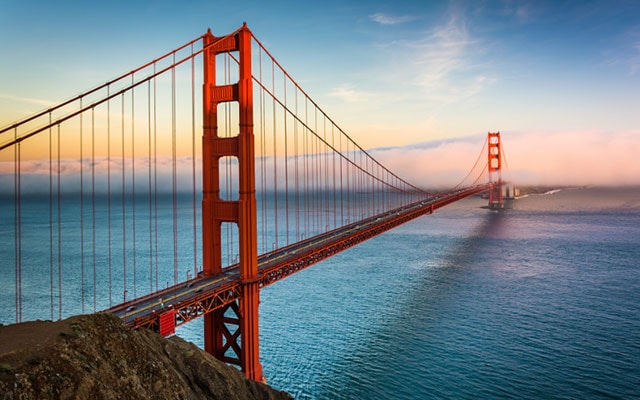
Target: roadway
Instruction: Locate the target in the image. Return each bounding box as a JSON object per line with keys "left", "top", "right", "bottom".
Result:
{"left": 108, "top": 183, "right": 497, "bottom": 332}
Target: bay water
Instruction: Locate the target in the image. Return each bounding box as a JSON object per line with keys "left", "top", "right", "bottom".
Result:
{"left": 238, "top": 187, "right": 639, "bottom": 399}
{"left": 2, "top": 187, "right": 639, "bottom": 399}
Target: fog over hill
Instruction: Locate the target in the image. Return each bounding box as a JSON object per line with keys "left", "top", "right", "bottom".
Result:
{"left": 371, "top": 130, "right": 640, "bottom": 188}
{"left": 1, "top": 129, "right": 638, "bottom": 195}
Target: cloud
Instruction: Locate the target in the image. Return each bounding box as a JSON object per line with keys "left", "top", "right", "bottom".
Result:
{"left": 625, "top": 30, "right": 640, "bottom": 75}
{"left": 0, "top": 93, "right": 55, "bottom": 108}
{"left": 0, "top": 156, "right": 202, "bottom": 194}
{"left": 601, "top": 25, "right": 640, "bottom": 75}
{"left": 328, "top": 85, "right": 370, "bottom": 103}
{"left": 497, "top": 0, "right": 536, "bottom": 23}
{"left": 369, "top": 13, "right": 415, "bottom": 26}
{"left": 3, "top": 130, "right": 638, "bottom": 197}
{"left": 368, "top": 130, "right": 640, "bottom": 188}
{"left": 409, "top": 14, "right": 491, "bottom": 103}
{"left": 372, "top": 11, "right": 492, "bottom": 107}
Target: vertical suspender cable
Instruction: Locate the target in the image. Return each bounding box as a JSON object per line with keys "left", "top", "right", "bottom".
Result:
{"left": 257, "top": 49, "right": 263, "bottom": 253}
{"left": 307, "top": 109, "right": 313, "bottom": 235}
{"left": 380, "top": 166, "right": 383, "bottom": 213}
{"left": 91, "top": 108, "right": 97, "bottom": 312}
{"left": 318, "top": 112, "right": 323, "bottom": 232}
{"left": 308, "top": 115, "right": 312, "bottom": 234}
{"left": 361, "top": 152, "right": 365, "bottom": 218}
{"left": 224, "top": 55, "right": 231, "bottom": 264}
{"left": 18, "top": 142, "right": 22, "bottom": 321}
{"left": 121, "top": 93, "right": 127, "bottom": 302}
{"left": 340, "top": 134, "right": 349, "bottom": 225}
{"left": 354, "top": 146, "right": 358, "bottom": 220}
{"left": 147, "top": 80, "right": 153, "bottom": 292}
{"left": 226, "top": 55, "right": 233, "bottom": 264}
{"left": 349, "top": 139, "right": 352, "bottom": 220}
{"left": 303, "top": 98, "right": 309, "bottom": 238}
{"left": 107, "top": 87, "right": 113, "bottom": 307}
{"left": 386, "top": 171, "right": 390, "bottom": 210}
{"left": 316, "top": 118, "right": 319, "bottom": 232}
{"left": 354, "top": 149, "right": 358, "bottom": 218}
{"left": 57, "top": 125, "right": 62, "bottom": 319}
{"left": 325, "top": 117, "right": 329, "bottom": 231}
{"left": 332, "top": 125, "right": 336, "bottom": 229}
{"left": 317, "top": 114, "right": 322, "bottom": 233}
{"left": 377, "top": 165, "right": 380, "bottom": 213}
{"left": 259, "top": 49, "right": 267, "bottom": 254}
{"left": 368, "top": 158, "right": 372, "bottom": 216}
{"left": 375, "top": 161, "right": 378, "bottom": 214}
{"left": 153, "top": 65, "right": 159, "bottom": 291}
{"left": 14, "top": 129, "right": 22, "bottom": 322}
{"left": 372, "top": 162, "right": 375, "bottom": 214}
{"left": 314, "top": 117, "right": 318, "bottom": 233}
{"left": 313, "top": 109, "right": 318, "bottom": 234}
{"left": 80, "top": 98, "right": 85, "bottom": 314}
{"left": 359, "top": 149, "right": 362, "bottom": 217}
{"left": 49, "top": 115, "right": 54, "bottom": 320}
{"left": 351, "top": 143, "right": 360, "bottom": 222}
{"left": 294, "top": 90, "right": 300, "bottom": 241}
{"left": 131, "top": 77, "right": 137, "bottom": 298}
{"left": 283, "top": 74, "right": 289, "bottom": 245}
{"left": 324, "top": 116, "right": 329, "bottom": 231}
{"left": 339, "top": 130, "right": 344, "bottom": 225}
{"left": 380, "top": 169, "right": 384, "bottom": 212}
{"left": 321, "top": 116, "right": 325, "bottom": 231}
{"left": 378, "top": 168, "right": 382, "bottom": 212}
{"left": 366, "top": 154, "right": 369, "bottom": 216}
{"left": 360, "top": 150, "right": 371, "bottom": 218}
{"left": 368, "top": 155, "right": 372, "bottom": 215}
{"left": 319, "top": 116, "right": 324, "bottom": 231}
{"left": 271, "top": 61, "right": 278, "bottom": 249}
{"left": 191, "top": 43, "right": 198, "bottom": 276}
{"left": 383, "top": 171, "right": 387, "bottom": 210}
{"left": 172, "top": 55, "right": 178, "bottom": 284}
{"left": 313, "top": 112, "right": 317, "bottom": 234}
{"left": 362, "top": 153, "right": 366, "bottom": 216}
{"left": 345, "top": 140, "right": 350, "bottom": 224}
{"left": 257, "top": 49, "right": 264, "bottom": 253}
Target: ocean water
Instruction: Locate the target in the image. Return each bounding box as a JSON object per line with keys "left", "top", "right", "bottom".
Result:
{"left": 180, "top": 187, "right": 640, "bottom": 399}
{"left": 2, "top": 187, "right": 640, "bottom": 399}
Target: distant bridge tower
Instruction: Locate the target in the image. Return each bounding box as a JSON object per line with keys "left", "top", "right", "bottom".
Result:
{"left": 487, "top": 132, "right": 504, "bottom": 209}
{"left": 202, "top": 24, "right": 263, "bottom": 381}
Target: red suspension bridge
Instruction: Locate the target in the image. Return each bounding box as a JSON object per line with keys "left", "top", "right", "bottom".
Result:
{"left": 0, "top": 24, "right": 506, "bottom": 381}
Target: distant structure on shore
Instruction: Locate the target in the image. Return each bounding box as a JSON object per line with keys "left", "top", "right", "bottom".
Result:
{"left": 482, "top": 183, "right": 520, "bottom": 206}
{"left": 504, "top": 184, "right": 520, "bottom": 199}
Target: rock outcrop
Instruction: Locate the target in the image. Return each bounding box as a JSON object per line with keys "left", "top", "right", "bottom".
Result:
{"left": 0, "top": 313, "right": 293, "bottom": 400}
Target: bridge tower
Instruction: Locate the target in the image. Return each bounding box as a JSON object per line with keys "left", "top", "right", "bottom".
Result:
{"left": 487, "top": 132, "right": 504, "bottom": 209}
{"left": 202, "top": 24, "right": 262, "bottom": 381}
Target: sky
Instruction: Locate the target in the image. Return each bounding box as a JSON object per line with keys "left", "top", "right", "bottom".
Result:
{"left": 1, "top": 0, "right": 639, "bottom": 187}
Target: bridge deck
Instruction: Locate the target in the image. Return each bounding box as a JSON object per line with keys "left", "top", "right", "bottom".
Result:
{"left": 108, "top": 183, "right": 496, "bottom": 332}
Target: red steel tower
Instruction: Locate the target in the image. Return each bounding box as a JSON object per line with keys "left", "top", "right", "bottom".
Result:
{"left": 202, "top": 24, "right": 262, "bottom": 381}
{"left": 488, "top": 132, "right": 504, "bottom": 209}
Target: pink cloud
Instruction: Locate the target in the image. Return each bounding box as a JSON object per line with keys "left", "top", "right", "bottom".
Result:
{"left": 370, "top": 130, "right": 640, "bottom": 188}
{"left": 2, "top": 130, "right": 638, "bottom": 195}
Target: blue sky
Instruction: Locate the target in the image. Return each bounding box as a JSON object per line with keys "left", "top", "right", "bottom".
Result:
{"left": 1, "top": 0, "right": 639, "bottom": 185}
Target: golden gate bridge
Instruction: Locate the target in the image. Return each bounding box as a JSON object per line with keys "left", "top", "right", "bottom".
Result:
{"left": 0, "top": 24, "right": 506, "bottom": 382}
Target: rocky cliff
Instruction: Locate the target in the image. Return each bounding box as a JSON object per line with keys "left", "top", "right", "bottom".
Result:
{"left": 0, "top": 313, "right": 293, "bottom": 400}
